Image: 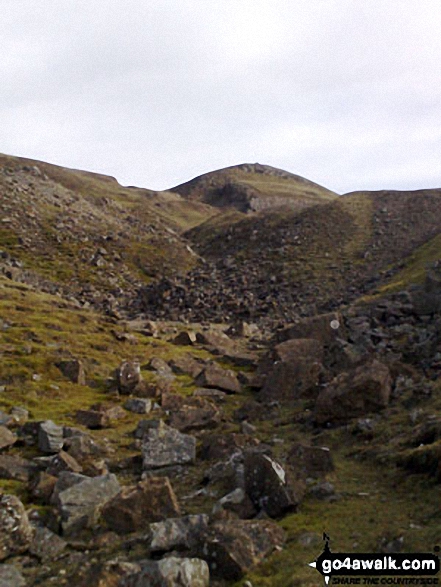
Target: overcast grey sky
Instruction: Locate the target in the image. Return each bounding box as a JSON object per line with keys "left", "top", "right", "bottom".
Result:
{"left": 1, "top": 0, "right": 441, "bottom": 194}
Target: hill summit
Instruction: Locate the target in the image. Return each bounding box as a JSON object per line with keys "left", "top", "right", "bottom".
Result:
{"left": 169, "top": 162, "right": 338, "bottom": 213}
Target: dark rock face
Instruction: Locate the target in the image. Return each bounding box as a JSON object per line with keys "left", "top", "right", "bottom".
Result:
{"left": 244, "top": 451, "right": 303, "bottom": 517}
{"left": 195, "top": 363, "right": 241, "bottom": 394}
{"left": 259, "top": 338, "right": 324, "bottom": 401}
{"left": 102, "top": 477, "right": 181, "bottom": 534}
{"left": 195, "top": 519, "right": 286, "bottom": 580}
{"left": 0, "top": 494, "right": 34, "bottom": 561}
{"left": 314, "top": 360, "right": 392, "bottom": 425}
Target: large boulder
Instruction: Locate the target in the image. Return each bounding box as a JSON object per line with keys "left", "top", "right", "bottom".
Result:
{"left": 55, "top": 473, "right": 121, "bottom": 536}
{"left": 195, "top": 519, "right": 285, "bottom": 580}
{"left": 314, "top": 360, "right": 392, "bottom": 425}
{"left": 102, "top": 477, "right": 180, "bottom": 534}
{"left": 244, "top": 451, "right": 303, "bottom": 517}
{"left": 142, "top": 425, "right": 196, "bottom": 469}
{"left": 195, "top": 363, "right": 241, "bottom": 394}
{"left": 0, "top": 494, "right": 34, "bottom": 561}
{"left": 259, "top": 339, "right": 324, "bottom": 401}
{"left": 122, "top": 557, "right": 210, "bottom": 587}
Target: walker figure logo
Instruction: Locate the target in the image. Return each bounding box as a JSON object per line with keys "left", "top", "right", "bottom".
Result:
{"left": 308, "top": 534, "right": 440, "bottom": 585}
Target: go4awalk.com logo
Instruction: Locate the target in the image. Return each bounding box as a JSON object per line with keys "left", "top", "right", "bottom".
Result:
{"left": 308, "top": 535, "right": 440, "bottom": 585}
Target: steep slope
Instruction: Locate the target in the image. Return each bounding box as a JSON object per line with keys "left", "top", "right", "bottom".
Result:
{"left": 169, "top": 162, "right": 338, "bottom": 213}
{"left": 0, "top": 153, "right": 215, "bottom": 310}
{"left": 139, "top": 188, "right": 441, "bottom": 323}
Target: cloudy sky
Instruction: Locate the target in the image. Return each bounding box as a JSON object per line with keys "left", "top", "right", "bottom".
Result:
{"left": 1, "top": 0, "right": 441, "bottom": 194}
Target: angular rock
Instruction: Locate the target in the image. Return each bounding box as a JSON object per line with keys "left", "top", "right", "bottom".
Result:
{"left": 169, "top": 399, "right": 221, "bottom": 432}
{"left": 259, "top": 339, "right": 324, "bottom": 401}
{"left": 45, "top": 450, "right": 83, "bottom": 476}
{"left": 199, "top": 432, "right": 259, "bottom": 461}
{"left": 169, "top": 355, "right": 204, "bottom": 378}
{"left": 193, "top": 388, "right": 227, "bottom": 402}
{"left": 150, "top": 514, "right": 209, "bottom": 552}
{"left": 142, "top": 426, "right": 196, "bottom": 469}
{"left": 102, "top": 477, "right": 180, "bottom": 534}
{"left": 76, "top": 403, "right": 125, "bottom": 430}
{"left": 134, "top": 419, "right": 166, "bottom": 440}
{"left": 38, "top": 420, "right": 64, "bottom": 453}
{"left": 116, "top": 360, "right": 142, "bottom": 395}
{"left": 64, "top": 434, "right": 107, "bottom": 461}
{"left": 287, "top": 444, "right": 334, "bottom": 479}
{"left": 0, "top": 426, "right": 16, "bottom": 450}
{"left": 76, "top": 409, "right": 110, "bottom": 429}
{"left": 0, "top": 494, "right": 34, "bottom": 561}
{"left": 56, "top": 473, "right": 120, "bottom": 536}
{"left": 55, "top": 359, "right": 86, "bottom": 385}
{"left": 149, "top": 358, "right": 175, "bottom": 380}
{"left": 314, "top": 360, "right": 392, "bottom": 425}
{"left": 29, "top": 525, "right": 67, "bottom": 562}
{"left": 212, "top": 488, "right": 257, "bottom": 519}
{"left": 172, "top": 330, "right": 197, "bottom": 345}
{"left": 196, "top": 519, "right": 285, "bottom": 580}
{"left": 195, "top": 363, "right": 241, "bottom": 394}
{"left": 0, "top": 565, "right": 26, "bottom": 587}
{"left": 244, "top": 451, "right": 303, "bottom": 517}
{"left": 124, "top": 557, "right": 209, "bottom": 587}
{"left": 196, "top": 329, "right": 233, "bottom": 354}
{"left": 0, "top": 455, "right": 38, "bottom": 482}
{"left": 124, "top": 398, "right": 152, "bottom": 414}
